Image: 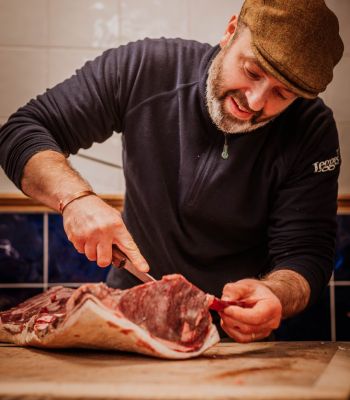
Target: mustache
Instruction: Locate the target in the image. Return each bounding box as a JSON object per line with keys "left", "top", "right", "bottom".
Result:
{"left": 219, "top": 89, "right": 264, "bottom": 121}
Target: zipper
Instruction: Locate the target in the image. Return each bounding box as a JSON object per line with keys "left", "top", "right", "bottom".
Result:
{"left": 186, "top": 135, "right": 224, "bottom": 207}
{"left": 221, "top": 134, "right": 229, "bottom": 160}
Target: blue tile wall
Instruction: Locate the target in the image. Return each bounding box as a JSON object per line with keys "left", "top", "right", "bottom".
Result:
{"left": 48, "top": 214, "right": 110, "bottom": 283}
{"left": 0, "top": 212, "right": 349, "bottom": 340}
{"left": 0, "top": 213, "right": 43, "bottom": 283}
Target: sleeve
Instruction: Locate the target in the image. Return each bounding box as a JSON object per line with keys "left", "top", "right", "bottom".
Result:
{"left": 0, "top": 47, "right": 127, "bottom": 189}
{"left": 268, "top": 101, "right": 340, "bottom": 306}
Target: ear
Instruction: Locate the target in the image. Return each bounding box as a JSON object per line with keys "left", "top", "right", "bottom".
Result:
{"left": 219, "top": 15, "right": 238, "bottom": 48}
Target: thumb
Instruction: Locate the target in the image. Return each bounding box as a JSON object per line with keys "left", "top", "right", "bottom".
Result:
{"left": 222, "top": 280, "right": 255, "bottom": 301}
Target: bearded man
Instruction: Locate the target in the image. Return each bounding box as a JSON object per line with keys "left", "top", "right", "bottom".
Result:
{"left": 0, "top": 0, "right": 344, "bottom": 342}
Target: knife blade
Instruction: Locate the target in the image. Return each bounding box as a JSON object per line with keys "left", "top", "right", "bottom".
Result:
{"left": 111, "top": 244, "right": 156, "bottom": 283}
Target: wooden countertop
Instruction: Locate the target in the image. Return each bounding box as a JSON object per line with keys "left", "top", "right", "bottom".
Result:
{"left": 0, "top": 341, "right": 349, "bottom": 399}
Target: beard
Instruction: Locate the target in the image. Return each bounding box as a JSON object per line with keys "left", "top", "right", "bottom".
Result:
{"left": 205, "top": 49, "right": 275, "bottom": 134}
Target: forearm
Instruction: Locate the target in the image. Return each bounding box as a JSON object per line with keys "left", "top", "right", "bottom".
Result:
{"left": 21, "top": 150, "right": 92, "bottom": 212}
{"left": 261, "top": 269, "right": 311, "bottom": 319}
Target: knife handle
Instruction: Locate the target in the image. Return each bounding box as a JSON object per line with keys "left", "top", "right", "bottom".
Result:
{"left": 111, "top": 244, "right": 128, "bottom": 268}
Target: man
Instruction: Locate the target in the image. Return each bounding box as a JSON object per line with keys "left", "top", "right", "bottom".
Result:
{"left": 0, "top": 0, "right": 344, "bottom": 342}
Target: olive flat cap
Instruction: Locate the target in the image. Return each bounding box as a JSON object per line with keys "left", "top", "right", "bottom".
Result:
{"left": 239, "top": 0, "right": 344, "bottom": 98}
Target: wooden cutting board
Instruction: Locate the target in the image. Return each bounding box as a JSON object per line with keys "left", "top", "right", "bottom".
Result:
{"left": 0, "top": 341, "right": 349, "bottom": 399}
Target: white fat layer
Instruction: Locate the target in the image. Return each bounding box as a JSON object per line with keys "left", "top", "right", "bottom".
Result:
{"left": 0, "top": 299, "right": 219, "bottom": 360}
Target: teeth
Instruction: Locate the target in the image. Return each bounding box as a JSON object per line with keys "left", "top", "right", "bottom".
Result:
{"left": 237, "top": 103, "right": 248, "bottom": 112}
{"left": 232, "top": 97, "right": 249, "bottom": 113}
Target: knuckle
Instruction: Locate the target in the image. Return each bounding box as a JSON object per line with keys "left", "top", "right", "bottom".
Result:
{"left": 254, "top": 312, "right": 265, "bottom": 325}
{"left": 234, "top": 334, "right": 250, "bottom": 344}
{"left": 67, "top": 232, "right": 80, "bottom": 244}
{"left": 124, "top": 240, "right": 139, "bottom": 252}
{"left": 276, "top": 303, "right": 283, "bottom": 316}
{"left": 272, "top": 297, "right": 282, "bottom": 312}
{"left": 222, "top": 283, "right": 233, "bottom": 297}
{"left": 90, "top": 226, "right": 103, "bottom": 237}
{"left": 238, "top": 325, "right": 253, "bottom": 335}
{"left": 85, "top": 248, "right": 97, "bottom": 261}
{"left": 74, "top": 245, "right": 84, "bottom": 254}
{"left": 74, "top": 234, "right": 86, "bottom": 243}
{"left": 113, "top": 216, "right": 124, "bottom": 229}
{"left": 222, "top": 283, "right": 230, "bottom": 292}
{"left": 271, "top": 319, "right": 281, "bottom": 329}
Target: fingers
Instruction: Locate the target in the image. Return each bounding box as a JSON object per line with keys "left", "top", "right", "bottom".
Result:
{"left": 111, "top": 216, "right": 149, "bottom": 272}
{"left": 62, "top": 195, "right": 149, "bottom": 271}
{"left": 220, "top": 319, "right": 271, "bottom": 343}
{"left": 222, "top": 300, "right": 282, "bottom": 326}
{"left": 220, "top": 311, "right": 277, "bottom": 343}
{"left": 96, "top": 241, "right": 113, "bottom": 268}
{"left": 84, "top": 240, "right": 97, "bottom": 262}
{"left": 219, "top": 313, "right": 280, "bottom": 334}
{"left": 221, "top": 280, "right": 282, "bottom": 325}
{"left": 219, "top": 279, "right": 282, "bottom": 343}
{"left": 112, "top": 228, "right": 149, "bottom": 272}
{"left": 73, "top": 239, "right": 85, "bottom": 254}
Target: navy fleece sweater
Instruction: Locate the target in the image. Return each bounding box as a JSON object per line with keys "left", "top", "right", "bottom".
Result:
{"left": 0, "top": 38, "right": 340, "bottom": 305}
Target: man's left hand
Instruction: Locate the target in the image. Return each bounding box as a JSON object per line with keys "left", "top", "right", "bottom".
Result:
{"left": 219, "top": 279, "right": 282, "bottom": 343}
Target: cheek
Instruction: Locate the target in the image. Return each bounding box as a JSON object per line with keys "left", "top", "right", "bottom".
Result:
{"left": 264, "top": 98, "right": 294, "bottom": 117}
{"left": 221, "top": 62, "right": 248, "bottom": 91}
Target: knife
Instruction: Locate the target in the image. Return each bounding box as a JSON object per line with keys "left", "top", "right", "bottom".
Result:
{"left": 111, "top": 244, "right": 156, "bottom": 283}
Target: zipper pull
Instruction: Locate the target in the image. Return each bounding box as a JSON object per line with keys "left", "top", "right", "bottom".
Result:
{"left": 221, "top": 134, "right": 229, "bottom": 160}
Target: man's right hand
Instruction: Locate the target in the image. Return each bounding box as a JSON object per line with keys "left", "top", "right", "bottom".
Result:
{"left": 20, "top": 151, "right": 148, "bottom": 271}
{"left": 62, "top": 194, "right": 149, "bottom": 271}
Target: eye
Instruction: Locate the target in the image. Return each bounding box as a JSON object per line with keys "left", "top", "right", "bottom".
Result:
{"left": 274, "top": 90, "right": 287, "bottom": 100}
{"left": 245, "top": 67, "right": 260, "bottom": 80}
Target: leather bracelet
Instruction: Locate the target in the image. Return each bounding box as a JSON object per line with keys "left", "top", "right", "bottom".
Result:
{"left": 59, "top": 190, "right": 96, "bottom": 214}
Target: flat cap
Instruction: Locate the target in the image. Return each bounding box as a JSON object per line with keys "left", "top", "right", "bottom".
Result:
{"left": 239, "top": 0, "right": 344, "bottom": 98}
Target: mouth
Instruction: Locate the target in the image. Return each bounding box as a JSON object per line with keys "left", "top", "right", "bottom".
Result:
{"left": 227, "top": 96, "right": 253, "bottom": 121}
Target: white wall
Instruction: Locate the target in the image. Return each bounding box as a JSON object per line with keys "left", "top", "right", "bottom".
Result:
{"left": 0, "top": 0, "right": 349, "bottom": 194}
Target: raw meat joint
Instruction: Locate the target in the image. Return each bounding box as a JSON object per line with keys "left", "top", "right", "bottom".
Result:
{"left": 0, "top": 274, "right": 220, "bottom": 359}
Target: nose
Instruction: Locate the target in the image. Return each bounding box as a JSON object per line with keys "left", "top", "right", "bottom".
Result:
{"left": 246, "top": 82, "right": 269, "bottom": 112}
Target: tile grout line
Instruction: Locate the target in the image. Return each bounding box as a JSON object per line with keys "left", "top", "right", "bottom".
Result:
{"left": 330, "top": 272, "right": 336, "bottom": 341}
{"left": 329, "top": 280, "right": 350, "bottom": 286}
{"left": 43, "top": 212, "right": 49, "bottom": 291}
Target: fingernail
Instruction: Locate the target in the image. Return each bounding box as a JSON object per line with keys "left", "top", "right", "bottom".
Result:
{"left": 140, "top": 262, "right": 149, "bottom": 272}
